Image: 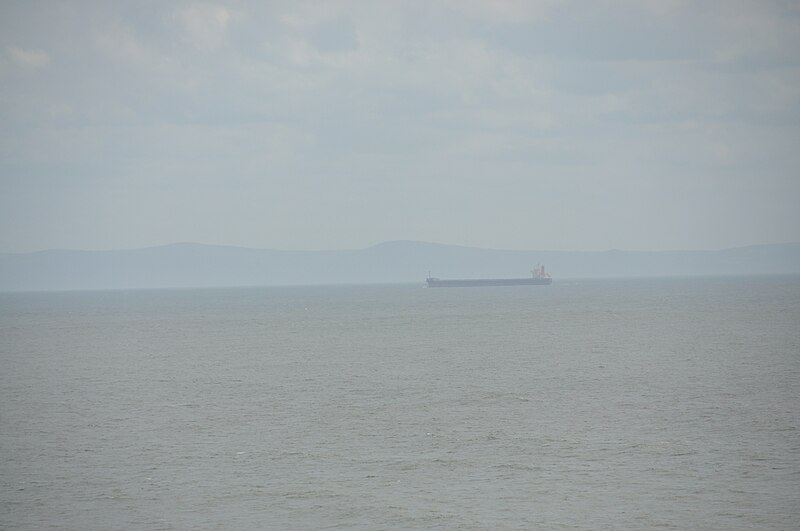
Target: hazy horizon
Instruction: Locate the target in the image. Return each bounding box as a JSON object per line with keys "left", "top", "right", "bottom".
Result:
{"left": 2, "top": 239, "right": 798, "bottom": 293}
{"left": 2, "top": 1, "right": 799, "bottom": 254}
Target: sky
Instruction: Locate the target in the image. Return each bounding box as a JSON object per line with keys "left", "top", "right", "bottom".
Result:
{"left": 1, "top": 1, "right": 799, "bottom": 253}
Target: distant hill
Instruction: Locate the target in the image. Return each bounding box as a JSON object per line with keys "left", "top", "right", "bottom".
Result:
{"left": 1, "top": 240, "right": 799, "bottom": 292}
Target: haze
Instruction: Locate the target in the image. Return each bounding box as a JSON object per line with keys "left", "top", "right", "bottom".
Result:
{"left": 1, "top": 1, "right": 799, "bottom": 253}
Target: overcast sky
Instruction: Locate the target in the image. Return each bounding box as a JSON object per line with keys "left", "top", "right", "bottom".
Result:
{"left": 1, "top": 1, "right": 799, "bottom": 253}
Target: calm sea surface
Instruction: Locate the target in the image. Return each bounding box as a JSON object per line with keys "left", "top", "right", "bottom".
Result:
{"left": 1, "top": 277, "right": 798, "bottom": 529}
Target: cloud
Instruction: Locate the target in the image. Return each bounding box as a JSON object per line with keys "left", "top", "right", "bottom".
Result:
{"left": 93, "top": 27, "right": 157, "bottom": 66}
{"left": 6, "top": 46, "right": 50, "bottom": 69}
{"left": 445, "top": 0, "right": 562, "bottom": 24}
{"left": 1, "top": 0, "right": 798, "bottom": 252}
{"left": 174, "top": 3, "right": 232, "bottom": 51}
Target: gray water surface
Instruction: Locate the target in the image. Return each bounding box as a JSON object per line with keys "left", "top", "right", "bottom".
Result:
{"left": 1, "top": 277, "right": 799, "bottom": 529}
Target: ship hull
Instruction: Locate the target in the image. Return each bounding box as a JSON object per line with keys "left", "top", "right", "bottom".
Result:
{"left": 426, "top": 277, "right": 552, "bottom": 288}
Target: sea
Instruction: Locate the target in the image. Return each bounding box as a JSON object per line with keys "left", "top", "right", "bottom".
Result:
{"left": 1, "top": 276, "right": 798, "bottom": 530}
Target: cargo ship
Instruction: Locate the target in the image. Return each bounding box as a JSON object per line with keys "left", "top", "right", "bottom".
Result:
{"left": 426, "top": 265, "right": 552, "bottom": 288}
